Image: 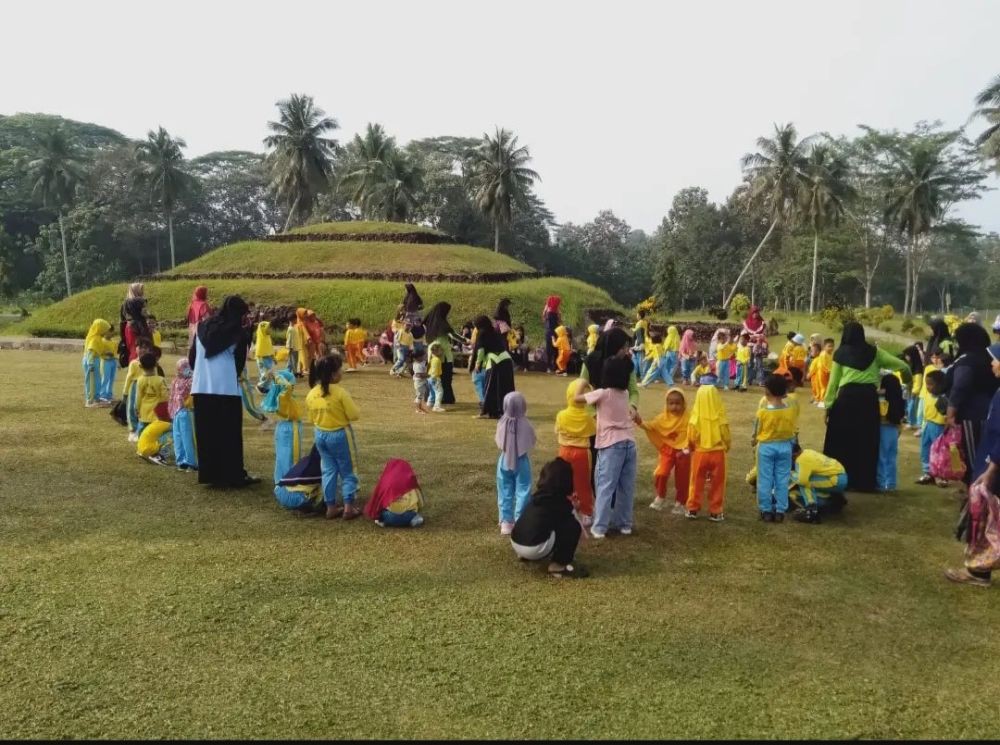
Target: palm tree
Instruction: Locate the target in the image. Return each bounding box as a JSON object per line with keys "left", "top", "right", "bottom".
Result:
{"left": 367, "top": 149, "right": 423, "bottom": 222}
{"left": 340, "top": 123, "right": 397, "bottom": 218}
{"left": 466, "top": 127, "right": 539, "bottom": 252}
{"left": 136, "top": 127, "right": 195, "bottom": 269}
{"left": 972, "top": 73, "right": 1000, "bottom": 171}
{"left": 723, "top": 123, "right": 812, "bottom": 307}
{"left": 799, "top": 143, "right": 853, "bottom": 313}
{"left": 264, "top": 94, "right": 339, "bottom": 232}
{"left": 25, "top": 127, "right": 87, "bottom": 297}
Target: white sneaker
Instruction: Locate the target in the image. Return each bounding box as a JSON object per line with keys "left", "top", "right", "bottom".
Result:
{"left": 499, "top": 521, "right": 514, "bottom": 535}
{"left": 817, "top": 402, "right": 826, "bottom": 409}
{"left": 432, "top": 406, "right": 446, "bottom": 413}
{"left": 128, "top": 432, "right": 138, "bottom": 443}
{"left": 620, "top": 527, "right": 633, "bottom": 536}
{"left": 671, "top": 503, "right": 687, "bottom": 515}
{"left": 590, "top": 529, "right": 607, "bottom": 539}
{"left": 85, "top": 401, "right": 98, "bottom": 408}
{"left": 649, "top": 498, "right": 666, "bottom": 511}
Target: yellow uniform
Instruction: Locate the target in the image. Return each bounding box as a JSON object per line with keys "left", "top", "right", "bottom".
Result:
{"left": 736, "top": 343, "right": 751, "bottom": 365}
{"left": 691, "top": 363, "right": 711, "bottom": 383}
{"left": 428, "top": 355, "right": 443, "bottom": 379}
{"left": 753, "top": 403, "right": 799, "bottom": 443}
{"left": 921, "top": 364, "right": 947, "bottom": 425}
{"left": 306, "top": 384, "right": 360, "bottom": 431}
{"left": 715, "top": 342, "right": 736, "bottom": 362}
{"left": 553, "top": 326, "right": 572, "bottom": 373}
{"left": 586, "top": 324, "right": 600, "bottom": 354}
{"left": 135, "top": 373, "right": 169, "bottom": 423}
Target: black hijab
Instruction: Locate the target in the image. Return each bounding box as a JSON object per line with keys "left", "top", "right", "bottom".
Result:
{"left": 901, "top": 343, "right": 924, "bottom": 374}
{"left": 881, "top": 373, "right": 906, "bottom": 426}
{"left": 955, "top": 322, "right": 991, "bottom": 359}
{"left": 833, "top": 321, "right": 877, "bottom": 370}
{"left": 424, "top": 302, "right": 454, "bottom": 340}
{"left": 198, "top": 295, "right": 250, "bottom": 358}
{"left": 402, "top": 283, "right": 423, "bottom": 313}
{"left": 122, "top": 298, "right": 149, "bottom": 337}
{"left": 928, "top": 318, "right": 952, "bottom": 356}
{"left": 494, "top": 298, "right": 512, "bottom": 326}
{"left": 530, "top": 458, "right": 574, "bottom": 506}
{"left": 474, "top": 315, "right": 505, "bottom": 355}
{"left": 584, "top": 327, "right": 631, "bottom": 387}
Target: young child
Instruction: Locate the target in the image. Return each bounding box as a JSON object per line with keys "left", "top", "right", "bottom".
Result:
{"left": 364, "top": 458, "right": 425, "bottom": 528}
{"left": 137, "top": 401, "right": 173, "bottom": 465}
{"left": 714, "top": 332, "right": 736, "bottom": 391}
{"left": 135, "top": 351, "right": 169, "bottom": 458}
{"left": 691, "top": 352, "right": 711, "bottom": 385}
{"left": 753, "top": 374, "right": 799, "bottom": 522}
{"left": 790, "top": 444, "right": 848, "bottom": 524}
{"left": 391, "top": 322, "right": 413, "bottom": 377}
{"left": 903, "top": 342, "right": 925, "bottom": 431}
{"left": 586, "top": 324, "right": 600, "bottom": 354}
{"left": 147, "top": 315, "right": 163, "bottom": 349}
{"left": 749, "top": 333, "right": 770, "bottom": 387}
{"left": 679, "top": 328, "right": 698, "bottom": 385}
{"left": 786, "top": 333, "right": 807, "bottom": 377}
{"left": 632, "top": 310, "right": 650, "bottom": 379}
{"left": 555, "top": 379, "right": 597, "bottom": 525}
{"left": 640, "top": 331, "right": 669, "bottom": 387}
{"left": 810, "top": 339, "right": 834, "bottom": 408}
{"left": 169, "top": 359, "right": 198, "bottom": 471}
{"left": 98, "top": 330, "right": 118, "bottom": 403}
{"left": 707, "top": 328, "right": 725, "bottom": 365}
{"left": 495, "top": 391, "right": 537, "bottom": 535}
{"left": 412, "top": 348, "right": 430, "bottom": 413}
{"left": 121, "top": 337, "right": 154, "bottom": 442}
{"left": 344, "top": 318, "right": 366, "bottom": 372}
{"left": 553, "top": 325, "right": 572, "bottom": 376}
{"left": 263, "top": 369, "right": 303, "bottom": 503}
{"left": 577, "top": 356, "right": 638, "bottom": 539}
{"left": 662, "top": 326, "right": 681, "bottom": 384}
{"left": 427, "top": 342, "right": 446, "bottom": 413}
{"left": 917, "top": 368, "right": 949, "bottom": 486}
{"left": 878, "top": 373, "right": 905, "bottom": 492}
{"left": 641, "top": 387, "right": 690, "bottom": 514}
{"left": 734, "top": 332, "right": 751, "bottom": 392}
{"left": 306, "top": 354, "right": 362, "bottom": 520}
{"left": 285, "top": 314, "right": 303, "bottom": 378}
{"left": 255, "top": 320, "right": 275, "bottom": 386}
{"left": 83, "top": 319, "right": 111, "bottom": 407}
{"left": 686, "top": 375, "right": 730, "bottom": 521}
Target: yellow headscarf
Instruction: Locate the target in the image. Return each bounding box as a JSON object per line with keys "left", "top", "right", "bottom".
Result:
{"left": 587, "top": 324, "right": 600, "bottom": 353}
{"left": 85, "top": 319, "right": 111, "bottom": 355}
{"left": 642, "top": 387, "right": 689, "bottom": 451}
{"left": 688, "top": 384, "right": 728, "bottom": 450}
{"left": 664, "top": 326, "right": 680, "bottom": 352}
{"left": 555, "top": 380, "right": 596, "bottom": 440}
{"left": 255, "top": 321, "right": 274, "bottom": 357}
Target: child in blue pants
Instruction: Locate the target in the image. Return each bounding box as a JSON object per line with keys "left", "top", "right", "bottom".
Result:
{"left": 82, "top": 319, "right": 110, "bottom": 406}
{"left": 170, "top": 359, "right": 198, "bottom": 471}
{"left": 495, "top": 392, "right": 536, "bottom": 535}
{"left": 877, "top": 374, "right": 904, "bottom": 491}
{"left": 753, "top": 375, "right": 798, "bottom": 521}
{"left": 917, "top": 369, "right": 948, "bottom": 486}
{"left": 98, "top": 335, "right": 117, "bottom": 402}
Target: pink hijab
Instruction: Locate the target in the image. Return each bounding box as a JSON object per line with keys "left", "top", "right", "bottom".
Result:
{"left": 186, "top": 286, "right": 211, "bottom": 325}
{"left": 679, "top": 329, "right": 697, "bottom": 356}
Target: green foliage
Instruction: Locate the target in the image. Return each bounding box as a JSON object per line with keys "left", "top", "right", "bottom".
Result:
{"left": 338, "top": 124, "right": 423, "bottom": 223}
{"left": 819, "top": 304, "right": 856, "bottom": 331}
{"left": 900, "top": 317, "right": 914, "bottom": 332}
{"left": 287, "top": 220, "right": 443, "bottom": 236}
{"left": 729, "top": 293, "right": 751, "bottom": 319}
{"left": 855, "top": 304, "right": 894, "bottom": 327}
{"left": 466, "top": 127, "right": 539, "bottom": 252}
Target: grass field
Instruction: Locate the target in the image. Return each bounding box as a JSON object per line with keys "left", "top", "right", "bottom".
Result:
{"left": 286, "top": 220, "right": 444, "bottom": 236}
{"left": 165, "top": 240, "right": 534, "bottom": 278}
{"left": 2, "top": 350, "right": 998, "bottom": 739}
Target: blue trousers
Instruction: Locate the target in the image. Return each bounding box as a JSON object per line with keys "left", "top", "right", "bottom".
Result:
{"left": 315, "top": 427, "right": 359, "bottom": 505}
{"left": 632, "top": 351, "right": 648, "bottom": 381}
{"left": 749, "top": 358, "right": 764, "bottom": 386}
{"left": 717, "top": 360, "right": 732, "bottom": 389}
{"left": 272, "top": 419, "right": 301, "bottom": 484}
{"left": 471, "top": 369, "right": 486, "bottom": 404}
{"left": 172, "top": 408, "right": 198, "bottom": 468}
{"left": 257, "top": 356, "right": 274, "bottom": 387}
{"left": 391, "top": 345, "right": 410, "bottom": 375}
{"left": 82, "top": 352, "right": 100, "bottom": 403}
{"left": 642, "top": 355, "right": 672, "bottom": 386}
{"left": 735, "top": 362, "right": 748, "bottom": 389}
{"left": 379, "top": 509, "right": 420, "bottom": 527}
{"left": 287, "top": 349, "right": 299, "bottom": 374}
{"left": 681, "top": 357, "right": 695, "bottom": 384}
{"left": 594, "top": 440, "right": 638, "bottom": 533}
{"left": 877, "top": 424, "right": 899, "bottom": 490}
{"left": 496, "top": 453, "right": 532, "bottom": 523}
{"left": 429, "top": 377, "right": 444, "bottom": 407}
{"left": 798, "top": 472, "right": 849, "bottom": 507}
{"left": 99, "top": 358, "right": 117, "bottom": 400}
{"left": 921, "top": 421, "right": 945, "bottom": 475}
{"left": 126, "top": 383, "right": 139, "bottom": 432}
{"left": 757, "top": 439, "right": 794, "bottom": 513}
{"left": 907, "top": 396, "right": 923, "bottom": 428}
{"left": 663, "top": 351, "right": 678, "bottom": 384}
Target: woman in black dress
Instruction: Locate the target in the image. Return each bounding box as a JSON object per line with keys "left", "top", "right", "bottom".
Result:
{"left": 474, "top": 315, "right": 516, "bottom": 419}
{"left": 424, "top": 302, "right": 463, "bottom": 405}
{"left": 946, "top": 323, "right": 999, "bottom": 487}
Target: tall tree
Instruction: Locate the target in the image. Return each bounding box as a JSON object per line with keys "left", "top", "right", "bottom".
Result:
{"left": 24, "top": 127, "right": 87, "bottom": 296}
{"left": 799, "top": 143, "right": 852, "bottom": 313}
{"left": 135, "top": 127, "right": 194, "bottom": 269}
{"left": 972, "top": 73, "right": 1000, "bottom": 172}
{"left": 263, "top": 94, "right": 339, "bottom": 231}
{"left": 340, "top": 124, "right": 423, "bottom": 221}
{"left": 466, "top": 127, "right": 539, "bottom": 252}
{"left": 724, "top": 123, "right": 811, "bottom": 307}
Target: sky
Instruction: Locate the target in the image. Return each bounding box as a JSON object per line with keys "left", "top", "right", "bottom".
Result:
{"left": 2, "top": 0, "right": 998, "bottom": 233}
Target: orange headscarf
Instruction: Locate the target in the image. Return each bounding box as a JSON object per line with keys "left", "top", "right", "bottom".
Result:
{"left": 642, "top": 387, "right": 689, "bottom": 452}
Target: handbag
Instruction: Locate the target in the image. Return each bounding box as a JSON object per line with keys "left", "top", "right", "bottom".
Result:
{"left": 929, "top": 425, "right": 966, "bottom": 482}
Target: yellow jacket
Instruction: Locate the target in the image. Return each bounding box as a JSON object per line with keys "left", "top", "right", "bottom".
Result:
{"left": 136, "top": 373, "right": 169, "bottom": 423}
{"left": 793, "top": 449, "right": 845, "bottom": 488}
{"left": 84, "top": 319, "right": 111, "bottom": 357}
{"left": 735, "top": 343, "right": 751, "bottom": 364}
{"left": 716, "top": 342, "right": 737, "bottom": 361}
{"left": 255, "top": 321, "right": 274, "bottom": 359}
{"left": 586, "top": 324, "right": 600, "bottom": 354}
{"left": 286, "top": 324, "right": 301, "bottom": 351}
{"left": 344, "top": 327, "right": 367, "bottom": 345}
{"left": 921, "top": 364, "right": 947, "bottom": 425}
{"left": 688, "top": 385, "right": 730, "bottom": 451}
{"left": 122, "top": 359, "right": 142, "bottom": 397}
{"left": 754, "top": 403, "right": 798, "bottom": 442}
{"left": 553, "top": 326, "right": 571, "bottom": 353}
{"left": 306, "top": 383, "right": 360, "bottom": 431}
{"left": 663, "top": 326, "right": 680, "bottom": 353}
{"left": 644, "top": 342, "right": 665, "bottom": 362}
{"left": 100, "top": 337, "right": 118, "bottom": 360}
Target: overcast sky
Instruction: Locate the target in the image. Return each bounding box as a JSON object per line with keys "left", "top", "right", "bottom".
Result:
{"left": 3, "top": 0, "right": 998, "bottom": 233}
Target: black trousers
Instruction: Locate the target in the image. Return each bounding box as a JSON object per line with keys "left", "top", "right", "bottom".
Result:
{"left": 442, "top": 362, "right": 455, "bottom": 405}
{"left": 551, "top": 516, "right": 582, "bottom": 565}
{"left": 193, "top": 394, "right": 247, "bottom": 487}
{"left": 823, "top": 383, "right": 879, "bottom": 492}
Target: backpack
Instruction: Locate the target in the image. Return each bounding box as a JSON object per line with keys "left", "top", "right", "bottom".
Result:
{"left": 109, "top": 400, "right": 128, "bottom": 427}
{"left": 929, "top": 425, "right": 966, "bottom": 482}
{"left": 117, "top": 339, "right": 129, "bottom": 369}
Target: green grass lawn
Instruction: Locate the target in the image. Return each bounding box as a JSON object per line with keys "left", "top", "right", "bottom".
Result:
{"left": 287, "top": 220, "right": 444, "bottom": 236}
{"left": 165, "top": 240, "right": 534, "bottom": 278}
{"left": 2, "top": 350, "right": 999, "bottom": 739}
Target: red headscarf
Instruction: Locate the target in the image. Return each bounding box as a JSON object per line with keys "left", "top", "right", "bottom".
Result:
{"left": 186, "top": 286, "right": 212, "bottom": 325}
{"left": 304, "top": 310, "right": 324, "bottom": 345}
{"left": 744, "top": 305, "right": 765, "bottom": 335}
{"left": 364, "top": 459, "right": 422, "bottom": 520}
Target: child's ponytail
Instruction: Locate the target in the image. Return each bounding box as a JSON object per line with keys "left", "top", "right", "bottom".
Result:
{"left": 310, "top": 354, "right": 342, "bottom": 396}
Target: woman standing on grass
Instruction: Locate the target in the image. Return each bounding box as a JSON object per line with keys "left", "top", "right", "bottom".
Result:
{"left": 120, "top": 282, "right": 150, "bottom": 362}
{"left": 945, "top": 323, "right": 998, "bottom": 488}
{"left": 186, "top": 286, "right": 212, "bottom": 347}
{"left": 475, "top": 315, "right": 516, "bottom": 419}
{"left": 424, "top": 302, "right": 463, "bottom": 405}
{"left": 542, "top": 295, "right": 562, "bottom": 373}
{"left": 189, "top": 295, "right": 260, "bottom": 489}
{"left": 823, "top": 322, "right": 910, "bottom": 492}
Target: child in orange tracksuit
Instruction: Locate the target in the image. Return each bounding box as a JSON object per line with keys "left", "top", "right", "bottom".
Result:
{"left": 343, "top": 318, "right": 366, "bottom": 372}
{"left": 641, "top": 387, "right": 690, "bottom": 515}
{"left": 685, "top": 374, "right": 730, "bottom": 521}
{"left": 553, "top": 325, "right": 572, "bottom": 376}
{"left": 554, "top": 379, "right": 597, "bottom": 525}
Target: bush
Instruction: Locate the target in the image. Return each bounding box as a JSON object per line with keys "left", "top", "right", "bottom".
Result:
{"left": 900, "top": 318, "right": 914, "bottom": 333}
{"left": 820, "top": 304, "right": 856, "bottom": 331}
{"left": 709, "top": 306, "right": 729, "bottom": 320}
{"left": 910, "top": 324, "right": 924, "bottom": 337}
{"left": 880, "top": 304, "right": 895, "bottom": 321}
{"left": 729, "top": 293, "right": 751, "bottom": 320}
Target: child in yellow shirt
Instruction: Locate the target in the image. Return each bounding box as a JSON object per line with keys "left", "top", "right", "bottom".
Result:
{"left": 686, "top": 377, "right": 730, "bottom": 521}
{"left": 714, "top": 333, "right": 737, "bottom": 391}
{"left": 753, "top": 374, "right": 799, "bottom": 522}
{"left": 553, "top": 325, "right": 572, "bottom": 376}
{"left": 344, "top": 318, "right": 367, "bottom": 372}
{"left": 690, "top": 352, "right": 711, "bottom": 386}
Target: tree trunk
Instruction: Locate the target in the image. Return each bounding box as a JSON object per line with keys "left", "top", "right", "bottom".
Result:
{"left": 168, "top": 211, "right": 176, "bottom": 269}
{"left": 911, "top": 266, "right": 921, "bottom": 316}
{"left": 903, "top": 233, "right": 914, "bottom": 316}
{"left": 864, "top": 278, "right": 872, "bottom": 309}
{"left": 155, "top": 236, "right": 161, "bottom": 274}
{"left": 723, "top": 219, "right": 777, "bottom": 308}
{"left": 494, "top": 223, "right": 501, "bottom": 253}
{"left": 282, "top": 194, "right": 301, "bottom": 233}
{"left": 58, "top": 209, "right": 72, "bottom": 297}
{"left": 809, "top": 229, "right": 819, "bottom": 315}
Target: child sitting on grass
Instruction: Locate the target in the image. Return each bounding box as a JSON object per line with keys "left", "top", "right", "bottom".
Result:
{"left": 135, "top": 351, "right": 169, "bottom": 441}
{"left": 686, "top": 375, "right": 730, "bottom": 521}
{"left": 790, "top": 444, "right": 847, "bottom": 524}
{"left": 641, "top": 387, "right": 690, "bottom": 515}
{"left": 555, "top": 379, "right": 597, "bottom": 526}
{"left": 752, "top": 374, "right": 799, "bottom": 523}
{"left": 690, "top": 352, "right": 711, "bottom": 386}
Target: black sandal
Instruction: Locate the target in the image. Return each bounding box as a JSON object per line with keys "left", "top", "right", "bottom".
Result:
{"left": 548, "top": 564, "right": 589, "bottom": 579}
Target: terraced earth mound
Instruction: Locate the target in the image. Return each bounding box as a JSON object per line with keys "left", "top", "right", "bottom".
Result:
{"left": 17, "top": 221, "right": 619, "bottom": 341}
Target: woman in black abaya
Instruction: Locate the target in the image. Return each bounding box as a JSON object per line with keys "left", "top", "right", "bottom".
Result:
{"left": 475, "top": 315, "right": 516, "bottom": 419}
{"left": 424, "top": 301, "right": 463, "bottom": 405}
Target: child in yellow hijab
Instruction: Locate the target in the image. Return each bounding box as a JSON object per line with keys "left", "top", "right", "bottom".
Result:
{"left": 555, "top": 379, "right": 597, "bottom": 524}
{"left": 255, "top": 320, "right": 275, "bottom": 386}
{"left": 586, "top": 324, "right": 600, "bottom": 354}
{"left": 640, "top": 387, "right": 690, "bottom": 514}
{"left": 83, "top": 319, "right": 111, "bottom": 407}
{"left": 553, "top": 325, "right": 572, "bottom": 376}
{"left": 686, "top": 376, "right": 730, "bottom": 521}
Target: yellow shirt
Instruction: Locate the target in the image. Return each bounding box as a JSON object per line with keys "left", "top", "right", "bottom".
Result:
{"left": 920, "top": 364, "right": 946, "bottom": 425}
{"left": 692, "top": 363, "right": 711, "bottom": 381}
{"left": 122, "top": 359, "right": 142, "bottom": 396}
{"left": 754, "top": 404, "right": 799, "bottom": 443}
{"left": 716, "top": 342, "right": 737, "bottom": 361}
{"left": 286, "top": 325, "right": 301, "bottom": 351}
{"left": 152, "top": 330, "right": 162, "bottom": 348}
{"left": 428, "top": 356, "right": 443, "bottom": 378}
{"left": 793, "top": 449, "right": 845, "bottom": 488}
{"left": 396, "top": 329, "right": 413, "bottom": 347}
{"left": 735, "top": 344, "right": 751, "bottom": 364}
{"left": 135, "top": 373, "right": 169, "bottom": 423}
{"left": 345, "top": 327, "right": 367, "bottom": 345}
{"left": 645, "top": 342, "right": 665, "bottom": 361}
{"left": 306, "top": 383, "right": 360, "bottom": 431}
{"left": 100, "top": 337, "right": 117, "bottom": 360}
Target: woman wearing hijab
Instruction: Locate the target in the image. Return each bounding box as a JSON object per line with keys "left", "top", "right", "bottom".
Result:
{"left": 186, "top": 286, "right": 212, "bottom": 346}
{"left": 494, "top": 298, "right": 513, "bottom": 334}
{"left": 823, "top": 321, "right": 910, "bottom": 492}
{"left": 946, "top": 323, "right": 999, "bottom": 487}
{"left": 189, "top": 295, "right": 260, "bottom": 488}
{"left": 542, "top": 295, "right": 562, "bottom": 373}
{"left": 474, "top": 315, "right": 516, "bottom": 419}
{"left": 927, "top": 317, "right": 956, "bottom": 359}
{"left": 743, "top": 305, "right": 766, "bottom": 336}
{"left": 424, "top": 302, "right": 463, "bottom": 404}
{"left": 401, "top": 283, "right": 423, "bottom": 324}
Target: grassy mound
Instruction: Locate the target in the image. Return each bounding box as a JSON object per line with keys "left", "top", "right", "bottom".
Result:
{"left": 165, "top": 240, "right": 534, "bottom": 279}
{"left": 286, "top": 221, "right": 444, "bottom": 236}
{"left": 17, "top": 277, "right": 617, "bottom": 340}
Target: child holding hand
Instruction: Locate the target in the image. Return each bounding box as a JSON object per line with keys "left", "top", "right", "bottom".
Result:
{"left": 686, "top": 375, "right": 730, "bottom": 521}
{"left": 555, "top": 379, "right": 597, "bottom": 525}
{"left": 641, "top": 387, "right": 690, "bottom": 515}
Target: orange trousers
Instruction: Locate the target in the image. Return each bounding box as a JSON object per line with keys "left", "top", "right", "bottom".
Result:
{"left": 558, "top": 445, "right": 594, "bottom": 516}
{"left": 811, "top": 370, "right": 829, "bottom": 403}
{"left": 556, "top": 349, "right": 571, "bottom": 372}
{"left": 346, "top": 342, "right": 365, "bottom": 369}
{"left": 686, "top": 449, "right": 727, "bottom": 515}
{"left": 654, "top": 447, "right": 690, "bottom": 504}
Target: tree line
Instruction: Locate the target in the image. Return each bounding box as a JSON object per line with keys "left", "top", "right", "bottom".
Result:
{"left": 1, "top": 76, "right": 999, "bottom": 314}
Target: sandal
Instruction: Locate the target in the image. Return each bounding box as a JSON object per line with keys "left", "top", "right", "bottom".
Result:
{"left": 548, "top": 564, "right": 589, "bottom": 579}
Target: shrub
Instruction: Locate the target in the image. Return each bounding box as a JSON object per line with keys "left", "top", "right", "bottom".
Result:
{"left": 635, "top": 296, "right": 658, "bottom": 316}
{"left": 880, "top": 304, "right": 895, "bottom": 321}
{"left": 900, "top": 318, "right": 914, "bottom": 333}
{"left": 729, "top": 293, "right": 751, "bottom": 319}
{"left": 709, "top": 306, "right": 729, "bottom": 320}
{"left": 910, "top": 324, "right": 924, "bottom": 337}
{"left": 820, "top": 304, "right": 856, "bottom": 331}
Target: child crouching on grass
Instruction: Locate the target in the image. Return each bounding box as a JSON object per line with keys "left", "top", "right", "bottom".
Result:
{"left": 641, "top": 387, "right": 690, "bottom": 515}
{"left": 306, "top": 354, "right": 362, "bottom": 520}
{"left": 496, "top": 392, "right": 536, "bottom": 535}
{"left": 686, "top": 375, "right": 730, "bottom": 521}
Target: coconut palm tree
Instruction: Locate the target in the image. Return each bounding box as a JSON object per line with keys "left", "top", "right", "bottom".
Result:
{"left": 972, "top": 73, "right": 1000, "bottom": 171}
{"left": 366, "top": 149, "right": 424, "bottom": 222}
{"left": 263, "top": 94, "right": 339, "bottom": 231}
{"left": 340, "top": 123, "right": 397, "bottom": 218}
{"left": 25, "top": 127, "right": 87, "bottom": 296}
{"left": 466, "top": 127, "right": 539, "bottom": 252}
{"left": 135, "top": 127, "right": 195, "bottom": 269}
{"left": 723, "top": 123, "right": 812, "bottom": 308}
{"left": 800, "top": 143, "right": 853, "bottom": 313}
